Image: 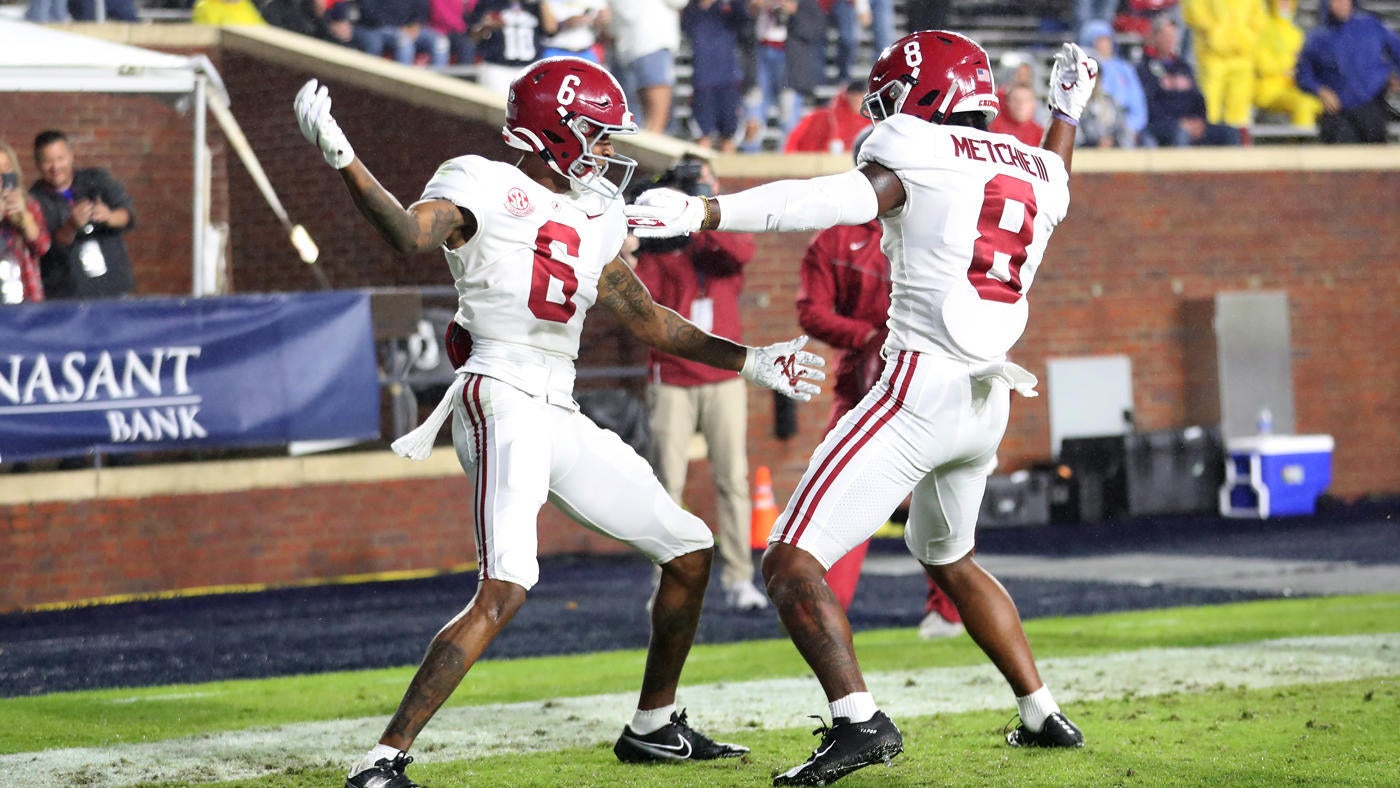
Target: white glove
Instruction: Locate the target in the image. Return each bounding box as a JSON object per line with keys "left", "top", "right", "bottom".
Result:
{"left": 1047, "top": 43, "right": 1099, "bottom": 122}
{"left": 625, "top": 187, "right": 706, "bottom": 238}
{"left": 741, "top": 336, "right": 826, "bottom": 402}
{"left": 970, "top": 361, "right": 1039, "bottom": 398}
{"left": 294, "top": 78, "right": 355, "bottom": 170}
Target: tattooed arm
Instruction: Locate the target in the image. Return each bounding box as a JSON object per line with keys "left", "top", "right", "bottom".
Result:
{"left": 596, "top": 256, "right": 748, "bottom": 371}
{"left": 339, "top": 159, "right": 478, "bottom": 253}
{"left": 599, "top": 256, "right": 825, "bottom": 400}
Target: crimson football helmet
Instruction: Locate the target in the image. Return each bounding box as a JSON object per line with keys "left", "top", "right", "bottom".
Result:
{"left": 503, "top": 57, "right": 638, "bottom": 199}
{"left": 862, "top": 31, "right": 999, "bottom": 125}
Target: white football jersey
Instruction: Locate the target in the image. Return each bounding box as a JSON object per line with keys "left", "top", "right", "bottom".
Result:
{"left": 419, "top": 155, "right": 627, "bottom": 402}
{"left": 857, "top": 114, "right": 1070, "bottom": 362}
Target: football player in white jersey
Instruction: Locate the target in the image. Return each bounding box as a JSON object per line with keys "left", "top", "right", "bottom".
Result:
{"left": 627, "top": 32, "right": 1099, "bottom": 785}
{"left": 293, "top": 57, "right": 825, "bottom": 788}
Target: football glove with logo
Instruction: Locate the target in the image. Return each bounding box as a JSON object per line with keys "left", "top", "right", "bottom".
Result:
{"left": 625, "top": 187, "right": 705, "bottom": 238}
{"left": 1047, "top": 43, "right": 1099, "bottom": 122}
{"left": 742, "top": 336, "right": 825, "bottom": 402}
{"left": 294, "top": 79, "right": 355, "bottom": 170}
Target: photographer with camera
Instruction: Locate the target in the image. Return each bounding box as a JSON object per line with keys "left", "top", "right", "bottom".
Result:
{"left": 29, "top": 130, "right": 136, "bottom": 300}
{"left": 0, "top": 141, "right": 50, "bottom": 304}
{"left": 630, "top": 155, "right": 767, "bottom": 611}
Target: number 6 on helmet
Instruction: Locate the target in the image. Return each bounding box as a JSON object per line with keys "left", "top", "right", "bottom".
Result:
{"left": 502, "top": 57, "right": 640, "bottom": 200}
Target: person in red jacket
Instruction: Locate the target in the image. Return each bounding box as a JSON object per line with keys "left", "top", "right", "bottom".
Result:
{"left": 989, "top": 84, "right": 1047, "bottom": 147}
{"left": 784, "top": 79, "right": 870, "bottom": 153}
{"left": 633, "top": 156, "right": 768, "bottom": 611}
{"left": 795, "top": 129, "right": 964, "bottom": 639}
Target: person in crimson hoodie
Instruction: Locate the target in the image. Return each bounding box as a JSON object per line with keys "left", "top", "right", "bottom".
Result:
{"left": 989, "top": 84, "right": 1047, "bottom": 146}
{"left": 794, "top": 129, "right": 965, "bottom": 639}
{"left": 632, "top": 156, "right": 770, "bottom": 612}
{"left": 784, "top": 79, "right": 870, "bottom": 153}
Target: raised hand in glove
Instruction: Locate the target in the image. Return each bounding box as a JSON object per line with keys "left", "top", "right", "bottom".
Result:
{"left": 294, "top": 79, "right": 355, "bottom": 170}
{"left": 1047, "top": 42, "right": 1099, "bottom": 122}
{"left": 742, "top": 336, "right": 826, "bottom": 402}
{"left": 624, "top": 187, "right": 709, "bottom": 238}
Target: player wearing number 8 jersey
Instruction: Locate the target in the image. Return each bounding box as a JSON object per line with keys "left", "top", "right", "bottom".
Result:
{"left": 628, "top": 31, "right": 1098, "bottom": 784}
{"left": 293, "top": 57, "right": 825, "bottom": 788}
{"left": 864, "top": 117, "right": 1067, "bottom": 363}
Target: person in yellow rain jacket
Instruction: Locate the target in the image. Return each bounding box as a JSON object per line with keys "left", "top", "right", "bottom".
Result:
{"left": 191, "top": 0, "right": 267, "bottom": 26}
{"left": 1254, "top": 0, "right": 1324, "bottom": 125}
{"left": 1183, "top": 0, "right": 1264, "bottom": 128}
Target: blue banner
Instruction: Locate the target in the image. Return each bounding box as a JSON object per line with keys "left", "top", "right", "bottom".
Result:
{"left": 0, "top": 292, "right": 380, "bottom": 463}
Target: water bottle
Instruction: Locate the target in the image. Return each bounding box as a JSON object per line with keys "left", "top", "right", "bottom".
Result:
{"left": 1256, "top": 407, "right": 1273, "bottom": 435}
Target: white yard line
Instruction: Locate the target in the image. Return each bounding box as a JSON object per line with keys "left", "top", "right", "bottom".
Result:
{"left": 863, "top": 552, "right": 1400, "bottom": 595}
{"left": 9, "top": 634, "right": 1398, "bottom": 787}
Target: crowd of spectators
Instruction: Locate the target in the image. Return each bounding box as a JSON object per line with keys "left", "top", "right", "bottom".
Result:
{"left": 1063, "top": 0, "right": 1398, "bottom": 147}
{"left": 22, "top": 0, "right": 1400, "bottom": 148}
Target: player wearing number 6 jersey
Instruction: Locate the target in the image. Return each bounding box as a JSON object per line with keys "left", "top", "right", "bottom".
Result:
{"left": 627, "top": 31, "right": 1098, "bottom": 785}
{"left": 293, "top": 57, "right": 825, "bottom": 788}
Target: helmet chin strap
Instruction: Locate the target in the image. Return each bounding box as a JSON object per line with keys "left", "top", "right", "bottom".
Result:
{"left": 931, "top": 86, "right": 958, "bottom": 124}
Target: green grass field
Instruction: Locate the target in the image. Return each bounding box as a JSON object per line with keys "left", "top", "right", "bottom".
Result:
{"left": 3, "top": 595, "right": 1397, "bottom": 787}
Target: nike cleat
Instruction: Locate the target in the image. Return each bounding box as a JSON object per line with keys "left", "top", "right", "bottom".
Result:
{"left": 1005, "top": 711, "right": 1084, "bottom": 748}
{"left": 614, "top": 708, "right": 750, "bottom": 763}
{"left": 773, "top": 712, "right": 903, "bottom": 786}
{"left": 346, "top": 753, "right": 420, "bottom": 788}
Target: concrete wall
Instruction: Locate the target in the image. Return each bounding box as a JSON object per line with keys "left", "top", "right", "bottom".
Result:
{"left": 2, "top": 26, "right": 1396, "bottom": 611}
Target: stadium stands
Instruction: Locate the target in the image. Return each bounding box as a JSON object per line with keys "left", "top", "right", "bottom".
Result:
{"left": 10, "top": 0, "right": 1393, "bottom": 146}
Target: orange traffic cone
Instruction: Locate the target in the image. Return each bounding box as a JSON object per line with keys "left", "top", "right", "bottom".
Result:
{"left": 750, "top": 465, "right": 778, "bottom": 549}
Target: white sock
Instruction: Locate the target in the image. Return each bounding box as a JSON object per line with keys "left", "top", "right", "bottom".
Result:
{"left": 1015, "top": 686, "right": 1060, "bottom": 733}
{"left": 630, "top": 704, "right": 677, "bottom": 735}
{"left": 349, "top": 744, "right": 402, "bottom": 777}
{"left": 829, "top": 692, "right": 878, "bottom": 723}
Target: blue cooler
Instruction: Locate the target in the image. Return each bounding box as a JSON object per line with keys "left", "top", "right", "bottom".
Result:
{"left": 1219, "top": 435, "right": 1334, "bottom": 518}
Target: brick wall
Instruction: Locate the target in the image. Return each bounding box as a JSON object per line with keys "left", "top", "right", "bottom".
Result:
{"left": 1, "top": 467, "right": 628, "bottom": 611}
{"left": 2, "top": 36, "right": 1397, "bottom": 611}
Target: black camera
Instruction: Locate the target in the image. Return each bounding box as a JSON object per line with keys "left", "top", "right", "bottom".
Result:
{"left": 628, "top": 158, "right": 713, "bottom": 253}
{"left": 1, "top": 172, "right": 17, "bottom": 191}
{"left": 663, "top": 159, "right": 713, "bottom": 198}
{"left": 629, "top": 158, "right": 712, "bottom": 202}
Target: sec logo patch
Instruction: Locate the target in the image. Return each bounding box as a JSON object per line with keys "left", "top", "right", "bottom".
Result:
{"left": 505, "top": 187, "right": 534, "bottom": 217}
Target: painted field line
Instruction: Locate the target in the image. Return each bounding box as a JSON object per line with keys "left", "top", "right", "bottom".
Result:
{"left": 863, "top": 552, "right": 1400, "bottom": 595}
{"left": 9, "top": 634, "right": 1397, "bottom": 787}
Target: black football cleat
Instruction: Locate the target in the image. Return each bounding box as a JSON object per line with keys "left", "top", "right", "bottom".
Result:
{"left": 346, "top": 753, "right": 420, "bottom": 788}
{"left": 1005, "top": 711, "right": 1084, "bottom": 748}
{"left": 614, "top": 708, "right": 750, "bottom": 762}
{"left": 773, "top": 711, "right": 903, "bottom": 786}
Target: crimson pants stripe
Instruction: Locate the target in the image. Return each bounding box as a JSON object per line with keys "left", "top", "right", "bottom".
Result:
{"left": 463, "top": 376, "right": 490, "bottom": 578}
{"left": 781, "top": 351, "right": 917, "bottom": 544}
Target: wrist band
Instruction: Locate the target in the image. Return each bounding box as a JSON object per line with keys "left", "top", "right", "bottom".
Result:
{"left": 700, "top": 196, "right": 713, "bottom": 230}
{"left": 1051, "top": 109, "right": 1079, "bottom": 127}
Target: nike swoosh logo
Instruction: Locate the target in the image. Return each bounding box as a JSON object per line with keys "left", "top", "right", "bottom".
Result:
{"left": 849, "top": 241, "right": 867, "bottom": 251}
{"left": 778, "top": 741, "right": 834, "bottom": 780}
{"left": 621, "top": 733, "right": 692, "bottom": 759}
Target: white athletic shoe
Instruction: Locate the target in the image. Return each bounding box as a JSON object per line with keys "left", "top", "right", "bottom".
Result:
{"left": 724, "top": 580, "right": 770, "bottom": 611}
{"left": 917, "top": 610, "right": 965, "bottom": 639}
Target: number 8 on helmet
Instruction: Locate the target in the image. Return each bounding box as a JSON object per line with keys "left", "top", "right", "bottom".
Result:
{"left": 861, "top": 31, "right": 1000, "bottom": 126}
